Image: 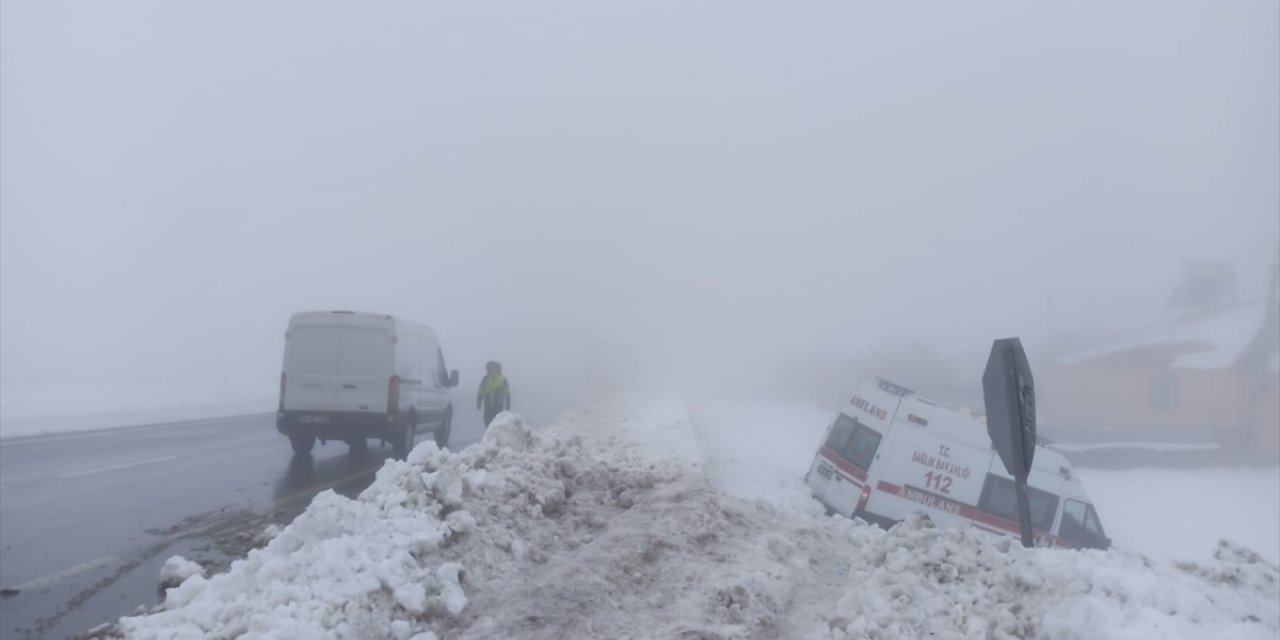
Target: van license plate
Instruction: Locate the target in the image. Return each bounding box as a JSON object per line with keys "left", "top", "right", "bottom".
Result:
{"left": 816, "top": 463, "right": 833, "bottom": 479}
{"left": 299, "top": 415, "right": 329, "bottom": 424}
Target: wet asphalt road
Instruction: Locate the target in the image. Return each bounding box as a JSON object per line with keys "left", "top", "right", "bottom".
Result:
{"left": 0, "top": 407, "right": 488, "bottom": 640}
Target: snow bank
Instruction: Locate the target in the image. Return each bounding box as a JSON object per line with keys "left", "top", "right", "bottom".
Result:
{"left": 116, "top": 400, "right": 1279, "bottom": 640}
{"left": 158, "top": 556, "right": 204, "bottom": 590}
{"left": 825, "top": 515, "right": 1278, "bottom": 640}
{"left": 689, "top": 402, "right": 832, "bottom": 510}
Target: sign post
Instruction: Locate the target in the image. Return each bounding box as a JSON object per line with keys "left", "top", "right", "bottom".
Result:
{"left": 983, "top": 338, "right": 1037, "bottom": 548}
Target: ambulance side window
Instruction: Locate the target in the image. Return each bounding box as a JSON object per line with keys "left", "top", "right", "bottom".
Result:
{"left": 1084, "top": 505, "right": 1104, "bottom": 538}
{"left": 823, "top": 415, "right": 855, "bottom": 453}
{"left": 977, "top": 474, "right": 1060, "bottom": 530}
{"left": 823, "top": 415, "right": 882, "bottom": 470}
{"left": 843, "top": 423, "right": 882, "bottom": 470}
{"left": 1061, "top": 499, "right": 1087, "bottom": 534}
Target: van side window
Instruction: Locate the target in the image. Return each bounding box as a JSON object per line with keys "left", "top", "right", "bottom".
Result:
{"left": 825, "top": 414, "right": 882, "bottom": 471}
{"left": 415, "top": 335, "right": 432, "bottom": 380}
{"left": 395, "top": 334, "right": 415, "bottom": 379}
{"left": 977, "top": 474, "right": 1060, "bottom": 531}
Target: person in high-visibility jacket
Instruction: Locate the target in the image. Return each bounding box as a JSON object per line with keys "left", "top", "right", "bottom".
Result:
{"left": 476, "top": 360, "right": 511, "bottom": 427}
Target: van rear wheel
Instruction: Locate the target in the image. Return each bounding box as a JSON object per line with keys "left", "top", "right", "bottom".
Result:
{"left": 347, "top": 438, "right": 368, "bottom": 456}
{"left": 435, "top": 411, "right": 452, "bottom": 449}
{"left": 290, "top": 434, "right": 316, "bottom": 456}
{"left": 393, "top": 413, "right": 416, "bottom": 459}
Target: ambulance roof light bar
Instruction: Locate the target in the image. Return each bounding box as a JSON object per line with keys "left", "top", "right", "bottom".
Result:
{"left": 876, "top": 378, "right": 916, "bottom": 397}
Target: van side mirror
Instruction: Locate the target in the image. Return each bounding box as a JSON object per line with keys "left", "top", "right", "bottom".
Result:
{"left": 448, "top": 370, "right": 459, "bottom": 388}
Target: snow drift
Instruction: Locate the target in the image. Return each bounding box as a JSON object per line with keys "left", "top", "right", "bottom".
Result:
{"left": 116, "top": 403, "right": 1278, "bottom": 640}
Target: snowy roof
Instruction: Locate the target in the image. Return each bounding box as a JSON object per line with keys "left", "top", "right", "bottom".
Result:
{"left": 1056, "top": 303, "right": 1268, "bottom": 370}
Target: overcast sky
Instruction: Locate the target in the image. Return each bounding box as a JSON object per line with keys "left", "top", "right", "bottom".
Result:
{"left": 2, "top": 1, "right": 1277, "bottom": 412}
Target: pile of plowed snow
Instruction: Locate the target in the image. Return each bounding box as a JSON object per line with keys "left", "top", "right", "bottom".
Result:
{"left": 117, "top": 402, "right": 1279, "bottom": 640}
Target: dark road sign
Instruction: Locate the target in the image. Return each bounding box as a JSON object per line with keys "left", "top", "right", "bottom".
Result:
{"left": 983, "top": 337, "right": 1037, "bottom": 547}
{"left": 983, "top": 338, "right": 1036, "bottom": 478}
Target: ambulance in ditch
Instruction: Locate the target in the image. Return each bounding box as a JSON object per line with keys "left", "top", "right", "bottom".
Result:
{"left": 804, "top": 378, "right": 1110, "bottom": 550}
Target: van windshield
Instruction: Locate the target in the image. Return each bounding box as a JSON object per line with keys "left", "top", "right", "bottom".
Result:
{"left": 288, "top": 326, "right": 390, "bottom": 377}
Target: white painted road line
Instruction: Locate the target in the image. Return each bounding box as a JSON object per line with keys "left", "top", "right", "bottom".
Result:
{"left": 57, "top": 455, "right": 179, "bottom": 479}
{"left": 6, "top": 555, "right": 118, "bottom": 592}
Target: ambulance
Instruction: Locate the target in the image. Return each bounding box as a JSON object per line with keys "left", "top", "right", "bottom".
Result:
{"left": 804, "top": 378, "right": 1110, "bottom": 550}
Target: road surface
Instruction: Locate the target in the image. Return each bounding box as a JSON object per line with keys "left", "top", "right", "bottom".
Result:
{"left": 0, "top": 407, "right": 489, "bottom": 640}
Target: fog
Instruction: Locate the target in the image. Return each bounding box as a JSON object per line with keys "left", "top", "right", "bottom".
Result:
{"left": 2, "top": 1, "right": 1277, "bottom": 423}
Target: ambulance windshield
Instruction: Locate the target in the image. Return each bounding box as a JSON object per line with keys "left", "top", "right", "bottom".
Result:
{"left": 1060, "top": 499, "right": 1109, "bottom": 550}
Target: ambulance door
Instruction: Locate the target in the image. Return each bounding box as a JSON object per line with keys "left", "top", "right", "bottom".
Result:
{"left": 867, "top": 425, "right": 987, "bottom": 527}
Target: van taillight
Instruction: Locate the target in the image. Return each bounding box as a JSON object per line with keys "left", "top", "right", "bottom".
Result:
{"left": 279, "top": 372, "right": 286, "bottom": 411}
{"left": 388, "top": 375, "right": 401, "bottom": 413}
{"left": 856, "top": 483, "right": 872, "bottom": 514}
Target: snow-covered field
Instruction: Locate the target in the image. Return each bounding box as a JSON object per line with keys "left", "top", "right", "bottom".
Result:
{"left": 0, "top": 385, "right": 273, "bottom": 439}
{"left": 111, "top": 399, "right": 1279, "bottom": 640}
{"left": 1080, "top": 467, "right": 1280, "bottom": 566}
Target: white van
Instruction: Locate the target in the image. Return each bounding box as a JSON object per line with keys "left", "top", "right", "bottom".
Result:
{"left": 805, "top": 378, "right": 1110, "bottom": 550}
{"left": 276, "top": 311, "right": 459, "bottom": 457}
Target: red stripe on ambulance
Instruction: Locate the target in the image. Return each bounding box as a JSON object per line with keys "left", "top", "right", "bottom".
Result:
{"left": 819, "top": 447, "right": 868, "bottom": 484}
{"left": 876, "top": 481, "right": 1067, "bottom": 548}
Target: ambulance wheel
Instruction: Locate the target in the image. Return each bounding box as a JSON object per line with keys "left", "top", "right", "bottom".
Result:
{"left": 290, "top": 434, "right": 316, "bottom": 456}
